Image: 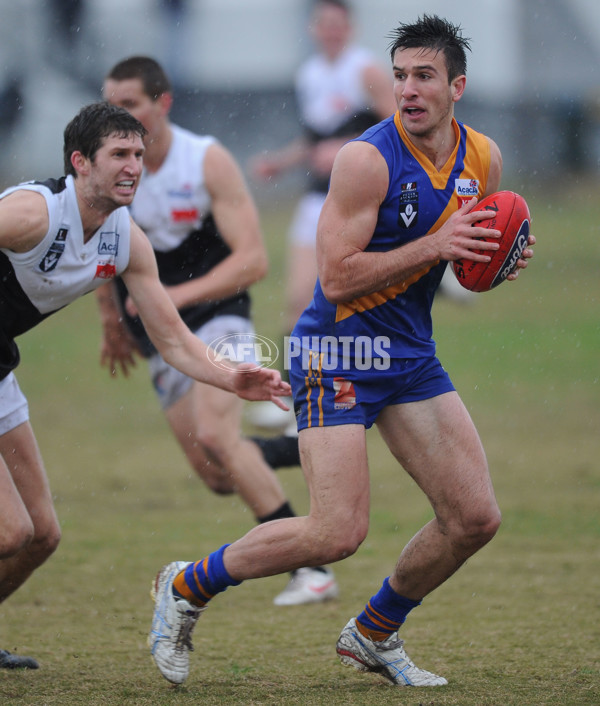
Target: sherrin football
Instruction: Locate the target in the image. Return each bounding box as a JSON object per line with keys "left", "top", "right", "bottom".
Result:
{"left": 452, "top": 191, "right": 531, "bottom": 292}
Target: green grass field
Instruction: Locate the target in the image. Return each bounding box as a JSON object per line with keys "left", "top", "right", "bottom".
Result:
{"left": 2, "top": 181, "right": 599, "bottom": 705}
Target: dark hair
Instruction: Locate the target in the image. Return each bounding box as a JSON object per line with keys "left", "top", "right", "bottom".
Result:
{"left": 388, "top": 14, "right": 471, "bottom": 82}
{"left": 313, "top": 0, "right": 352, "bottom": 15}
{"left": 63, "top": 101, "right": 147, "bottom": 176}
{"left": 106, "top": 56, "right": 171, "bottom": 101}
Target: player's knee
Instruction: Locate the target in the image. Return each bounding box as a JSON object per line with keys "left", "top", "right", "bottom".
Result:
{"left": 29, "top": 517, "right": 61, "bottom": 565}
{"left": 192, "top": 464, "right": 235, "bottom": 495}
{"left": 456, "top": 504, "right": 501, "bottom": 551}
{"left": 0, "top": 519, "right": 34, "bottom": 558}
{"left": 195, "top": 428, "right": 232, "bottom": 465}
{"left": 204, "top": 476, "right": 235, "bottom": 495}
{"left": 186, "top": 444, "right": 236, "bottom": 495}
{"left": 329, "top": 533, "right": 365, "bottom": 562}
{"left": 311, "top": 517, "right": 367, "bottom": 564}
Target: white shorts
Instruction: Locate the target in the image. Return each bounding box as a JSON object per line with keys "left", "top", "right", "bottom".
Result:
{"left": 0, "top": 372, "right": 29, "bottom": 435}
{"left": 148, "top": 315, "right": 255, "bottom": 410}
{"left": 288, "top": 192, "right": 327, "bottom": 247}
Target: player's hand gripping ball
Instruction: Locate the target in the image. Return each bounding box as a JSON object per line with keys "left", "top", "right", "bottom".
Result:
{"left": 452, "top": 191, "right": 531, "bottom": 292}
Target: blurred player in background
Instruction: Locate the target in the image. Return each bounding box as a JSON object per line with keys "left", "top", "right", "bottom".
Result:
{"left": 98, "top": 56, "right": 338, "bottom": 607}
{"left": 249, "top": 0, "right": 396, "bottom": 428}
{"left": 0, "top": 101, "right": 289, "bottom": 669}
{"left": 146, "top": 15, "right": 535, "bottom": 688}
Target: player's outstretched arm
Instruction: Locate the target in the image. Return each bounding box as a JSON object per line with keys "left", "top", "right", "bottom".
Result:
{"left": 121, "top": 220, "right": 291, "bottom": 404}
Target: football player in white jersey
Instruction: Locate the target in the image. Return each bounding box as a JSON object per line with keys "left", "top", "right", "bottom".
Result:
{"left": 0, "top": 101, "right": 290, "bottom": 669}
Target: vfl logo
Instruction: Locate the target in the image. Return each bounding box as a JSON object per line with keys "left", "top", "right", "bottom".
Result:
{"left": 490, "top": 219, "right": 530, "bottom": 289}
{"left": 398, "top": 182, "right": 418, "bottom": 228}
{"left": 39, "top": 227, "right": 67, "bottom": 272}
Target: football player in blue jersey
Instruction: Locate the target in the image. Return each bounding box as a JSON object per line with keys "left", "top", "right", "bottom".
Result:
{"left": 147, "top": 15, "right": 535, "bottom": 688}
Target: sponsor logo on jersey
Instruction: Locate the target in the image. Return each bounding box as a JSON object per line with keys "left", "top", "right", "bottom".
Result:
{"left": 168, "top": 184, "right": 199, "bottom": 223}
{"left": 455, "top": 178, "right": 480, "bottom": 207}
{"left": 168, "top": 184, "right": 194, "bottom": 199}
{"left": 333, "top": 377, "right": 356, "bottom": 409}
{"left": 171, "top": 208, "right": 199, "bottom": 223}
{"left": 98, "top": 232, "right": 119, "bottom": 256}
{"left": 38, "top": 227, "right": 68, "bottom": 272}
{"left": 398, "top": 182, "right": 418, "bottom": 228}
{"left": 95, "top": 262, "right": 117, "bottom": 279}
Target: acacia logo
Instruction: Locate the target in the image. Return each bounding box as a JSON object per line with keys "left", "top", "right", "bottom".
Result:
{"left": 207, "top": 332, "right": 279, "bottom": 371}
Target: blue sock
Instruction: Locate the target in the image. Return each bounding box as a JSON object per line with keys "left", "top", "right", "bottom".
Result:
{"left": 356, "top": 577, "right": 421, "bottom": 641}
{"left": 172, "top": 544, "right": 241, "bottom": 606}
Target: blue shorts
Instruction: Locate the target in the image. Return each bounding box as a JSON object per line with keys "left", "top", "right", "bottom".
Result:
{"left": 290, "top": 355, "right": 454, "bottom": 431}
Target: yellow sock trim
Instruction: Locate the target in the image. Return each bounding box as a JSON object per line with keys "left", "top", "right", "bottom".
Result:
{"left": 355, "top": 618, "right": 394, "bottom": 643}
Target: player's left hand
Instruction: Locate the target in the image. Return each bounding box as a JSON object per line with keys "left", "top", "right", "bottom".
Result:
{"left": 506, "top": 233, "right": 536, "bottom": 281}
{"left": 233, "top": 363, "right": 292, "bottom": 409}
{"left": 99, "top": 324, "right": 140, "bottom": 377}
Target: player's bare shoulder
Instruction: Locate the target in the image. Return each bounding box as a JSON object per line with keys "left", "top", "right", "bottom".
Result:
{"left": 0, "top": 189, "right": 49, "bottom": 253}
{"left": 330, "top": 140, "right": 389, "bottom": 204}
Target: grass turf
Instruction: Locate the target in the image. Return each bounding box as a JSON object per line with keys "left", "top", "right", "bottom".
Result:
{"left": 1, "top": 181, "right": 599, "bottom": 705}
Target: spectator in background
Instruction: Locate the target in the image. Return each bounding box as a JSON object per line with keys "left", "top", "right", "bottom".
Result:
{"left": 250, "top": 0, "right": 396, "bottom": 428}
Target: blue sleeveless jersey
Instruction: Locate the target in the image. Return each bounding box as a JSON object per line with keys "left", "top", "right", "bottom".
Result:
{"left": 292, "top": 113, "right": 491, "bottom": 363}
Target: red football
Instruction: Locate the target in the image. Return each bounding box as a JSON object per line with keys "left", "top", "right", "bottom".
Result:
{"left": 452, "top": 191, "right": 531, "bottom": 292}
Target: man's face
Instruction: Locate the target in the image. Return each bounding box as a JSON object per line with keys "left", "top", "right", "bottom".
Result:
{"left": 311, "top": 4, "right": 352, "bottom": 60}
{"left": 103, "top": 78, "right": 163, "bottom": 140}
{"left": 85, "top": 132, "right": 144, "bottom": 208}
{"left": 392, "top": 47, "right": 464, "bottom": 141}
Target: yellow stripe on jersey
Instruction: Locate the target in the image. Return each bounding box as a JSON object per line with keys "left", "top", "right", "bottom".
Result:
{"left": 417, "top": 121, "right": 491, "bottom": 237}
{"left": 335, "top": 266, "right": 435, "bottom": 322}
{"left": 335, "top": 116, "right": 491, "bottom": 324}
{"left": 394, "top": 112, "right": 461, "bottom": 190}
{"left": 463, "top": 124, "right": 491, "bottom": 196}
{"left": 393, "top": 114, "right": 490, "bottom": 194}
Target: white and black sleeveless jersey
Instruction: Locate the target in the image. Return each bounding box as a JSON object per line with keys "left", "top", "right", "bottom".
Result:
{"left": 296, "top": 45, "right": 382, "bottom": 193}
{"left": 0, "top": 175, "right": 131, "bottom": 379}
{"left": 115, "top": 124, "right": 250, "bottom": 358}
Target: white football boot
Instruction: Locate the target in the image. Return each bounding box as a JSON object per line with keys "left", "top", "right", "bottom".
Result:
{"left": 273, "top": 567, "right": 339, "bottom": 606}
{"left": 149, "top": 561, "right": 204, "bottom": 684}
{"left": 336, "top": 617, "right": 447, "bottom": 687}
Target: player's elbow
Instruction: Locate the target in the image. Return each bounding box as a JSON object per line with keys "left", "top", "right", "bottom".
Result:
{"left": 245, "top": 250, "right": 268, "bottom": 285}
{"left": 319, "top": 267, "right": 347, "bottom": 304}
{"left": 254, "top": 251, "right": 269, "bottom": 281}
